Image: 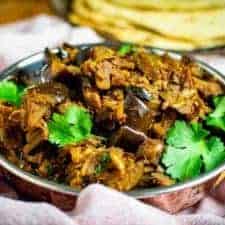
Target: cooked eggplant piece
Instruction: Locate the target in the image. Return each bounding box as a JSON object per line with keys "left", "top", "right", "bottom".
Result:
{"left": 124, "top": 93, "right": 152, "bottom": 133}
{"left": 29, "top": 82, "right": 69, "bottom": 104}
{"left": 75, "top": 47, "right": 92, "bottom": 65}
{"left": 45, "top": 48, "right": 80, "bottom": 78}
{"left": 55, "top": 48, "right": 69, "bottom": 60}
{"left": 109, "top": 126, "right": 147, "bottom": 151}
{"left": 17, "top": 63, "right": 51, "bottom": 86}
{"left": 94, "top": 116, "right": 117, "bottom": 134}
{"left": 125, "top": 86, "right": 152, "bottom": 101}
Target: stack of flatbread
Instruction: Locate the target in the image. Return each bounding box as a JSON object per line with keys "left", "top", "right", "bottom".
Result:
{"left": 69, "top": 0, "right": 225, "bottom": 51}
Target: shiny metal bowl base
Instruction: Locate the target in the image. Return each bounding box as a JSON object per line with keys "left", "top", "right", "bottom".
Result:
{"left": 0, "top": 42, "right": 225, "bottom": 213}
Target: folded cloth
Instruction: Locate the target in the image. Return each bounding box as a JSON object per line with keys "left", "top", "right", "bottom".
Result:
{"left": 1, "top": 184, "right": 225, "bottom": 225}
{"left": 1, "top": 15, "right": 225, "bottom": 225}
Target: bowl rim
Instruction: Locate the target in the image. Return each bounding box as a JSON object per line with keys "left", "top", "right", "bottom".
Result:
{"left": 1, "top": 41, "right": 225, "bottom": 198}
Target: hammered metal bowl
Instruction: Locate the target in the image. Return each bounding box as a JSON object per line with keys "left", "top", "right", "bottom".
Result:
{"left": 0, "top": 42, "right": 225, "bottom": 213}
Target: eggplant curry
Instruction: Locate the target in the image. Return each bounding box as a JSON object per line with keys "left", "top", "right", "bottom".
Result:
{"left": 0, "top": 44, "right": 225, "bottom": 191}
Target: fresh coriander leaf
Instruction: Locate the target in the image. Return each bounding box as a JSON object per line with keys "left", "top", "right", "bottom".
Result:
{"left": 48, "top": 105, "right": 92, "bottom": 146}
{"left": 95, "top": 152, "right": 111, "bottom": 175}
{"left": 118, "top": 44, "right": 136, "bottom": 56}
{"left": 206, "top": 96, "right": 225, "bottom": 131}
{"left": 203, "top": 137, "right": 225, "bottom": 171}
{"left": 191, "top": 122, "right": 209, "bottom": 140}
{"left": 163, "top": 146, "right": 202, "bottom": 181}
{"left": 166, "top": 120, "right": 194, "bottom": 147}
{"left": 162, "top": 120, "right": 225, "bottom": 181}
{"left": 0, "top": 81, "right": 26, "bottom": 106}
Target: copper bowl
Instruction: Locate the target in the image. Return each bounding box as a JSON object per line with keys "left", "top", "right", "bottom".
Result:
{"left": 0, "top": 42, "right": 225, "bottom": 213}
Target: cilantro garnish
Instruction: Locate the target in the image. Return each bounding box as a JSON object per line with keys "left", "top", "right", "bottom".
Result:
{"left": 206, "top": 96, "right": 225, "bottom": 131}
{"left": 95, "top": 152, "right": 111, "bottom": 175}
{"left": 48, "top": 105, "right": 92, "bottom": 147}
{"left": 162, "top": 121, "right": 225, "bottom": 181}
{"left": 0, "top": 81, "right": 26, "bottom": 106}
{"left": 118, "top": 44, "right": 136, "bottom": 56}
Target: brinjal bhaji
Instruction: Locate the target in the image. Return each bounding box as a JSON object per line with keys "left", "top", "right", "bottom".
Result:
{"left": 0, "top": 44, "right": 225, "bottom": 191}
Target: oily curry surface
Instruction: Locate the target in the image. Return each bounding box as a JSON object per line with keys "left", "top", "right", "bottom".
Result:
{"left": 0, "top": 44, "right": 225, "bottom": 191}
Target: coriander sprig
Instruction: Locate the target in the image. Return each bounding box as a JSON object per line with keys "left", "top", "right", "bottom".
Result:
{"left": 206, "top": 96, "right": 225, "bottom": 131}
{"left": 118, "top": 43, "right": 136, "bottom": 56}
{"left": 0, "top": 80, "right": 26, "bottom": 106}
{"left": 162, "top": 121, "right": 225, "bottom": 181}
{"left": 48, "top": 105, "right": 92, "bottom": 147}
